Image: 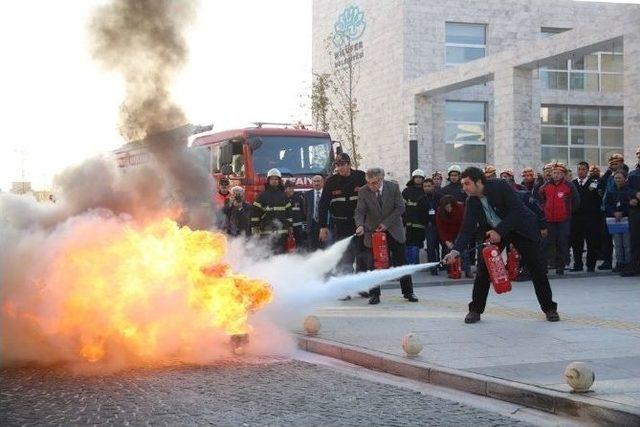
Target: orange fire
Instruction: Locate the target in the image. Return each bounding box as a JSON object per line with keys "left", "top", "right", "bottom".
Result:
{"left": 5, "top": 218, "right": 272, "bottom": 364}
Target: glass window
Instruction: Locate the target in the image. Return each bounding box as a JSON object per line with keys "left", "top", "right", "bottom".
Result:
{"left": 445, "top": 46, "right": 485, "bottom": 64}
{"left": 571, "top": 54, "right": 598, "bottom": 71}
{"left": 541, "top": 146, "right": 568, "bottom": 164}
{"left": 445, "top": 101, "right": 486, "bottom": 163}
{"left": 601, "top": 54, "right": 623, "bottom": 73}
{"left": 445, "top": 22, "right": 486, "bottom": 65}
{"left": 569, "top": 107, "right": 599, "bottom": 126}
{"left": 540, "top": 27, "right": 571, "bottom": 37}
{"left": 250, "top": 136, "right": 332, "bottom": 175}
{"left": 445, "top": 22, "right": 485, "bottom": 44}
{"left": 601, "top": 74, "right": 623, "bottom": 92}
{"left": 540, "top": 70, "right": 568, "bottom": 90}
{"left": 445, "top": 101, "right": 485, "bottom": 122}
{"left": 445, "top": 144, "right": 486, "bottom": 163}
{"left": 541, "top": 127, "right": 568, "bottom": 145}
{"left": 601, "top": 107, "right": 623, "bottom": 126}
{"left": 569, "top": 147, "right": 600, "bottom": 166}
{"left": 601, "top": 128, "right": 624, "bottom": 147}
{"left": 569, "top": 72, "right": 599, "bottom": 91}
{"left": 540, "top": 106, "right": 568, "bottom": 125}
{"left": 570, "top": 128, "right": 598, "bottom": 146}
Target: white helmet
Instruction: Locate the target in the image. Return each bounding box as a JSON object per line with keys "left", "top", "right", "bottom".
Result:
{"left": 411, "top": 169, "right": 425, "bottom": 178}
{"left": 447, "top": 164, "right": 462, "bottom": 175}
{"left": 267, "top": 168, "right": 282, "bottom": 179}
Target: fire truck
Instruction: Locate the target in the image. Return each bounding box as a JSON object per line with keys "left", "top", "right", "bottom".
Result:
{"left": 115, "top": 123, "right": 340, "bottom": 203}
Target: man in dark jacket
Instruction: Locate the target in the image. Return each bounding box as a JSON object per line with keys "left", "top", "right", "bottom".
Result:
{"left": 285, "top": 181, "right": 306, "bottom": 251}
{"left": 622, "top": 147, "right": 640, "bottom": 276}
{"left": 223, "top": 186, "right": 251, "bottom": 237}
{"left": 570, "top": 161, "right": 601, "bottom": 272}
{"left": 443, "top": 167, "right": 559, "bottom": 324}
{"left": 304, "top": 175, "right": 327, "bottom": 251}
{"left": 402, "top": 169, "right": 429, "bottom": 264}
{"left": 423, "top": 178, "right": 441, "bottom": 275}
{"left": 251, "top": 168, "right": 292, "bottom": 254}
{"left": 597, "top": 153, "right": 629, "bottom": 270}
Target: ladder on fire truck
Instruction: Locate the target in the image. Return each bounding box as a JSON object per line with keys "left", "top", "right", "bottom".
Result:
{"left": 252, "top": 121, "right": 312, "bottom": 129}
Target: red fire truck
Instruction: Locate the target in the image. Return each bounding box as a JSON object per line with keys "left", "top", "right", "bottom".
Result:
{"left": 188, "top": 123, "right": 338, "bottom": 202}
{"left": 115, "top": 123, "right": 339, "bottom": 203}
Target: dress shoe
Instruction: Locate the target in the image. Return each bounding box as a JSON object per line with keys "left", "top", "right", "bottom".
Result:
{"left": 598, "top": 262, "right": 612, "bottom": 270}
{"left": 357, "top": 291, "right": 370, "bottom": 298}
{"left": 570, "top": 265, "right": 583, "bottom": 272}
{"left": 545, "top": 309, "right": 560, "bottom": 322}
{"left": 404, "top": 293, "right": 419, "bottom": 302}
{"left": 338, "top": 295, "right": 352, "bottom": 301}
{"left": 464, "top": 311, "right": 481, "bottom": 324}
{"left": 368, "top": 295, "right": 380, "bottom": 305}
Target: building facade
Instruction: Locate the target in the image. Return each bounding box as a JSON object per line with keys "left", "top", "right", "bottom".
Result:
{"left": 312, "top": 0, "right": 640, "bottom": 182}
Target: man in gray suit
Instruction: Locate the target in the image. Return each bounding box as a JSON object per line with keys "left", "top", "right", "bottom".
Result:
{"left": 355, "top": 167, "right": 418, "bottom": 304}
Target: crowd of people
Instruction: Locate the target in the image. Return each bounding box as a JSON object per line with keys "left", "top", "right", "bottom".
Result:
{"left": 216, "top": 147, "right": 640, "bottom": 289}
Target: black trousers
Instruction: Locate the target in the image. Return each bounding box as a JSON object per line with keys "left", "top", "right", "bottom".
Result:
{"left": 369, "top": 232, "right": 414, "bottom": 297}
{"left": 469, "top": 233, "right": 557, "bottom": 314}
{"left": 571, "top": 215, "right": 599, "bottom": 269}
{"left": 334, "top": 219, "right": 368, "bottom": 275}
{"left": 629, "top": 208, "right": 640, "bottom": 270}
{"left": 547, "top": 220, "right": 570, "bottom": 270}
{"left": 600, "top": 216, "right": 613, "bottom": 264}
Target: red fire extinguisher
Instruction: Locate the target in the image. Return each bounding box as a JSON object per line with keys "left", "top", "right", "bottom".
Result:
{"left": 482, "top": 242, "right": 512, "bottom": 294}
{"left": 372, "top": 231, "right": 390, "bottom": 269}
{"left": 506, "top": 245, "right": 520, "bottom": 282}
{"left": 285, "top": 232, "right": 296, "bottom": 253}
{"left": 448, "top": 256, "right": 462, "bottom": 279}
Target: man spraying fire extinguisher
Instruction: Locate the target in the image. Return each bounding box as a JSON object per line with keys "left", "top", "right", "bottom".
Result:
{"left": 443, "top": 167, "right": 559, "bottom": 324}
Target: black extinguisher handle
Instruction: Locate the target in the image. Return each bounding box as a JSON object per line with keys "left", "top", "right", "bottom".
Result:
{"left": 438, "top": 242, "right": 488, "bottom": 268}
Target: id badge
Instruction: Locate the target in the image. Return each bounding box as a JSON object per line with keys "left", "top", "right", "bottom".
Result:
{"left": 428, "top": 209, "right": 435, "bottom": 215}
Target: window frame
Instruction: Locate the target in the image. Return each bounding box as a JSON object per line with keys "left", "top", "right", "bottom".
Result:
{"left": 445, "top": 100, "right": 487, "bottom": 163}
{"left": 445, "top": 22, "right": 487, "bottom": 67}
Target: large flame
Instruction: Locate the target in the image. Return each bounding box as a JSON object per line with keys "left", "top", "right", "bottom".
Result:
{"left": 3, "top": 217, "right": 272, "bottom": 364}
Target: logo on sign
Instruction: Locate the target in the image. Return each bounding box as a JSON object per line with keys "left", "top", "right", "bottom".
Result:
{"left": 332, "top": 5, "right": 366, "bottom": 48}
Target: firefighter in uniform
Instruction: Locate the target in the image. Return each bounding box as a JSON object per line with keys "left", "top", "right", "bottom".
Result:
{"left": 402, "top": 169, "right": 428, "bottom": 264}
{"left": 318, "top": 153, "right": 368, "bottom": 285}
{"left": 251, "top": 168, "right": 292, "bottom": 254}
{"left": 284, "top": 181, "right": 306, "bottom": 251}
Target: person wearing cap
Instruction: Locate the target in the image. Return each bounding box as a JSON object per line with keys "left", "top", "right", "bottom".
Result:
{"left": 569, "top": 161, "right": 601, "bottom": 272}
{"left": 484, "top": 165, "right": 497, "bottom": 179}
{"left": 422, "top": 178, "right": 441, "bottom": 275}
{"left": 223, "top": 186, "right": 251, "bottom": 237}
{"left": 621, "top": 147, "right": 640, "bottom": 276}
{"left": 317, "top": 153, "right": 369, "bottom": 290}
{"left": 500, "top": 169, "right": 525, "bottom": 191}
{"left": 596, "top": 153, "right": 629, "bottom": 270}
{"left": 284, "top": 181, "right": 307, "bottom": 251}
{"left": 440, "top": 165, "right": 466, "bottom": 202}
{"left": 403, "top": 169, "right": 429, "bottom": 264}
{"left": 251, "top": 168, "right": 293, "bottom": 254}
{"left": 538, "top": 163, "right": 580, "bottom": 275}
{"left": 442, "top": 167, "right": 559, "bottom": 323}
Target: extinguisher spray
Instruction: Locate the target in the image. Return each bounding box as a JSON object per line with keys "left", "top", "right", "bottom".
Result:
{"left": 506, "top": 245, "right": 520, "bottom": 282}
{"left": 371, "top": 231, "right": 390, "bottom": 269}
{"left": 481, "top": 242, "right": 512, "bottom": 294}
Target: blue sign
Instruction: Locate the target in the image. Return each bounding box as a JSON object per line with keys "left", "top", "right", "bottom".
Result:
{"left": 332, "top": 5, "right": 366, "bottom": 49}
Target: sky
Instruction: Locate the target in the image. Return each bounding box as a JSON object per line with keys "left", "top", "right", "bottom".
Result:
{"left": 1, "top": 0, "right": 639, "bottom": 191}
{"left": 0, "top": 0, "right": 312, "bottom": 191}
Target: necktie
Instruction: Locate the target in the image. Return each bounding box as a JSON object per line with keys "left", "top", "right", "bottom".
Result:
{"left": 313, "top": 190, "right": 320, "bottom": 222}
{"left": 377, "top": 190, "right": 383, "bottom": 208}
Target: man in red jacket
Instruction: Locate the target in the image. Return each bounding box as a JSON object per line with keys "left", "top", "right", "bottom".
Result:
{"left": 538, "top": 163, "right": 580, "bottom": 275}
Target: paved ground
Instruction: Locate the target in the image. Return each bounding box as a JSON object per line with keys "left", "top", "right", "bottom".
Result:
{"left": 0, "top": 357, "right": 533, "bottom": 426}
{"left": 311, "top": 273, "right": 640, "bottom": 410}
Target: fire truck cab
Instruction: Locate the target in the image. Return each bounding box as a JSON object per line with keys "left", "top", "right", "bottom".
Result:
{"left": 189, "top": 123, "right": 339, "bottom": 202}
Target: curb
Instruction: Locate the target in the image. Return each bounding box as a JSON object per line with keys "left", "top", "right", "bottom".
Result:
{"left": 297, "top": 335, "right": 640, "bottom": 426}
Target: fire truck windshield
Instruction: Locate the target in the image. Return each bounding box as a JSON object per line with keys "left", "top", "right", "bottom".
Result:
{"left": 250, "top": 136, "right": 332, "bottom": 176}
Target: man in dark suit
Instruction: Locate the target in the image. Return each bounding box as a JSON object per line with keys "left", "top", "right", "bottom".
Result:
{"left": 570, "top": 161, "right": 601, "bottom": 272}
{"left": 355, "top": 167, "right": 418, "bottom": 304}
{"left": 304, "top": 175, "right": 327, "bottom": 251}
{"left": 443, "top": 167, "right": 559, "bottom": 324}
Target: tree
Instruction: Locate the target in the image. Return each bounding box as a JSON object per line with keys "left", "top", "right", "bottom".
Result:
{"left": 311, "top": 73, "right": 331, "bottom": 133}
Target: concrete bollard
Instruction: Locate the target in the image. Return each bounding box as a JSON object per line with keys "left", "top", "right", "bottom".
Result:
{"left": 402, "top": 333, "right": 423, "bottom": 356}
{"left": 564, "top": 361, "right": 595, "bottom": 392}
{"left": 303, "top": 315, "right": 321, "bottom": 335}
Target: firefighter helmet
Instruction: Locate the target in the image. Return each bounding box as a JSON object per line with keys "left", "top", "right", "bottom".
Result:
{"left": 267, "top": 168, "right": 282, "bottom": 178}
{"left": 411, "top": 169, "right": 425, "bottom": 178}
{"left": 447, "top": 165, "right": 462, "bottom": 175}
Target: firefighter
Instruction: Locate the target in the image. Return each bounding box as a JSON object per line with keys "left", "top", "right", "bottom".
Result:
{"left": 484, "top": 165, "right": 497, "bottom": 179}
{"left": 284, "top": 181, "right": 306, "bottom": 251}
{"left": 520, "top": 167, "right": 536, "bottom": 195}
{"left": 318, "top": 153, "right": 368, "bottom": 294}
{"left": 500, "top": 169, "right": 525, "bottom": 191}
{"left": 251, "top": 168, "right": 292, "bottom": 254}
{"left": 440, "top": 165, "right": 466, "bottom": 202}
{"left": 402, "top": 169, "right": 428, "bottom": 264}
{"left": 214, "top": 177, "right": 231, "bottom": 206}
